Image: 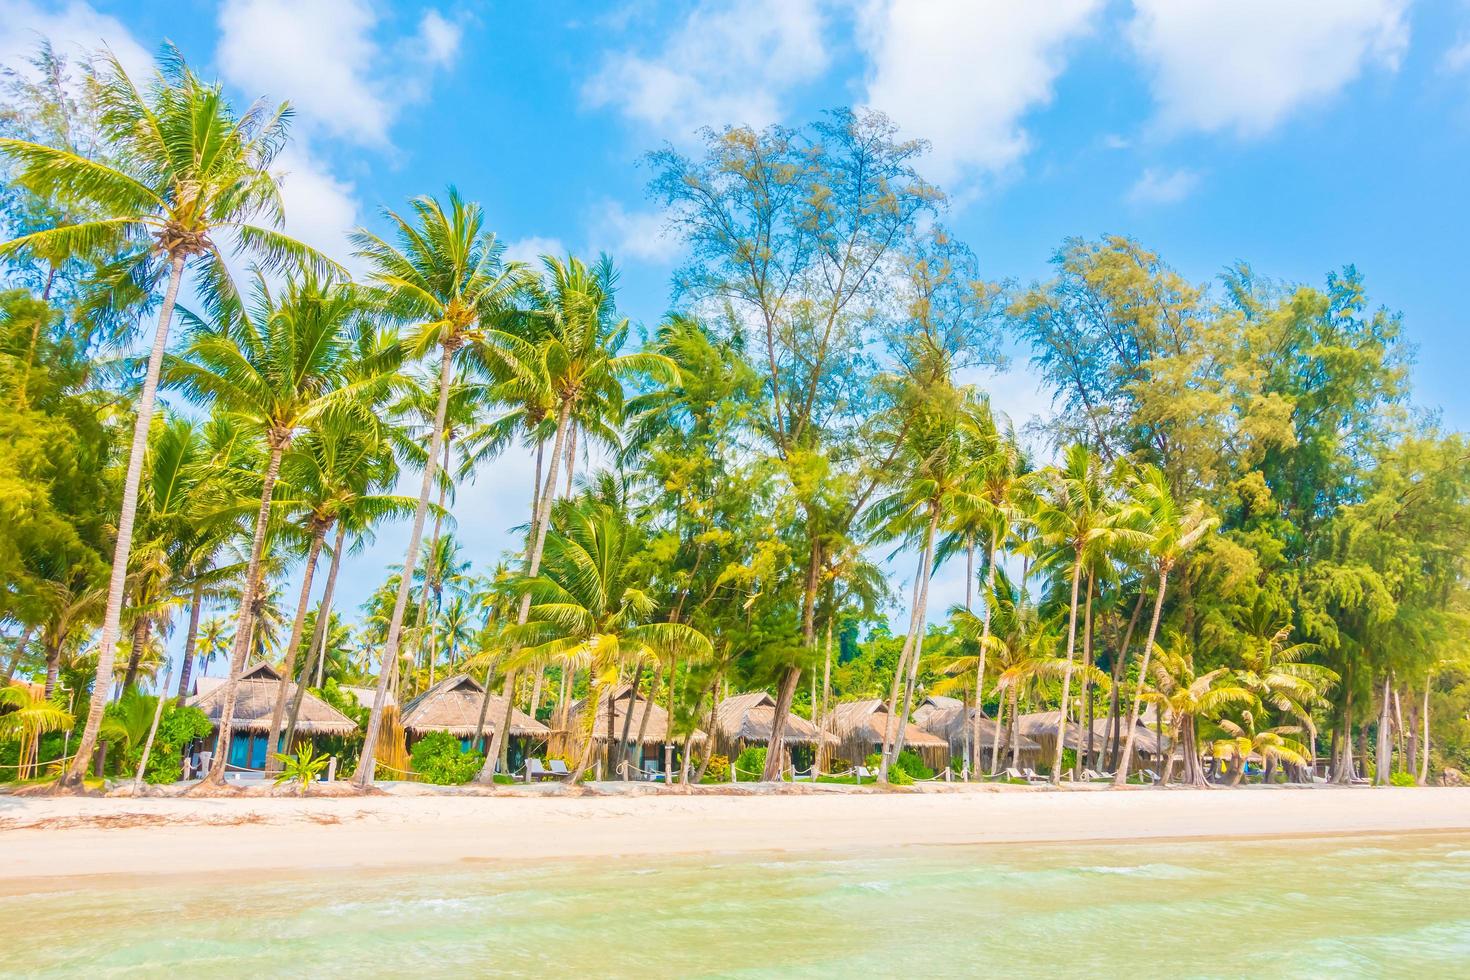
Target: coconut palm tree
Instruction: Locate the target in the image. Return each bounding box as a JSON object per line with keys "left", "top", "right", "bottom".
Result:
{"left": 1209, "top": 713, "right": 1310, "bottom": 786}
{"left": 1113, "top": 465, "right": 1217, "bottom": 785}
{"left": 1145, "top": 635, "right": 1254, "bottom": 786}
{"left": 476, "top": 254, "right": 674, "bottom": 782}
{"left": 192, "top": 617, "right": 232, "bottom": 681}
{"left": 167, "top": 272, "right": 377, "bottom": 783}
{"left": 264, "top": 410, "right": 415, "bottom": 770}
{"left": 0, "top": 683, "right": 74, "bottom": 779}
{"left": 504, "top": 480, "right": 711, "bottom": 783}
{"left": 0, "top": 51, "right": 336, "bottom": 790}
{"left": 349, "top": 189, "right": 529, "bottom": 788}
{"left": 1232, "top": 594, "right": 1338, "bottom": 754}
{"left": 1030, "top": 445, "right": 1144, "bottom": 784}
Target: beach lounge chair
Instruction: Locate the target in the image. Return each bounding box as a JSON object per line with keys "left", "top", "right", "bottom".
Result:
{"left": 855, "top": 766, "right": 876, "bottom": 782}
{"left": 1138, "top": 769, "right": 1160, "bottom": 784}
{"left": 1081, "top": 768, "right": 1114, "bottom": 782}
{"left": 991, "top": 767, "right": 1026, "bottom": 782}
{"left": 548, "top": 759, "right": 570, "bottom": 779}
{"left": 525, "top": 758, "right": 555, "bottom": 782}
{"left": 1020, "top": 768, "right": 1048, "bottom": 784}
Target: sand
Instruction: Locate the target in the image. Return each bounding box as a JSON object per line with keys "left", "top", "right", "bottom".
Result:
{"left": 2, "top": 784, "right": 1467, "bottom": 890}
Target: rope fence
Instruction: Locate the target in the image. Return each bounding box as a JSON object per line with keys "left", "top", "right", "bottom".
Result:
{"left": 0, "top": 752, "right": 77, "bottom": 772}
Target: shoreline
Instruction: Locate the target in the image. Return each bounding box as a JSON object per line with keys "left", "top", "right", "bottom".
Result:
{"left": 4, "top": 785, "right": 1468, "bottom": 893}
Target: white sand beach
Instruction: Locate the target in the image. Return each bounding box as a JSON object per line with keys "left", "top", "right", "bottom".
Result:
{"left": 3, "top": 785, "right": 1468, "bottom": 890}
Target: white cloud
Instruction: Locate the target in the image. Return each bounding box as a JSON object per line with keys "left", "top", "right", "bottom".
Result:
{"left": 857, "top": 0, "right": 1103, "bottom": 186}
{"left": 502, "top": 236, "right": 565, "bottom": 269}
{"left": 1128, "top": 0, "right": 1410, "bottom": 138}
{"left": 584, "top": 0, "right": 828, "bottom": 138}
{"left": 215, "top": 0, "right": 461, "bottom": 146}
{"left": 1444, "top": 38, "right": 1470, "bottom": 74}
{"left": 1126, "top": 166, "right": 1199, "bottom": 205}
{"left": 273, "top": 145, "right": 362, "bottom": 272}
{"left": 0, "top": 0, "right": 153, "bottom": 83}
{"left": 590, "top": 200, "right": 680, "bottom": 265}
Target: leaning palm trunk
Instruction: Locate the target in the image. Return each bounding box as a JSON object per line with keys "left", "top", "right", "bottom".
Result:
{"left": 878, "top": 548, "right": 930, "bottom": 782}
{"left": 1374, "top": 674, "right": 1392, "bottom": 786}
{"left": 1105, "top": 592, "right": 1146, "bottom": 770}
{"left": 881, "top": 508, "right": 940, "bottom": 781}
{"left": 1, "top": 625, "right": 31, "bottom": 685}
{"left": 264, "top": 524, "right": 328, "bottom": 773}
{"left": 1114, "top": 566, "right": 1170, "bottom": 786}
{"left": 617, "top": 663, "right": 644, "bottom": 779}
{"left": 133, "top": 676, "right": 171, "bottom": 794}
{"left": 970, "top": 545, "right": 997, "bottom": 778}
{"left": 411, "top": 438, "right": 453, "bottom": 699}
{"left": 355, "top": 343, "right": 455, "bottom": 788}
{"left": 1420, "top": 684, "right": 1431, "bottom": 785}
{"left": 61, "top": 254, "right": 186, "bottom": 790}
{"left": 1049, "top": 560, "right": 1085, "bottom": 786}
{"left": 477, "top": 399, "right": 573, "bottom": 783}
{"left": 204, "top": 437, "right": 289, "bottom": 783}
{"left": 567, "top": 679, "right": 604, "bottom": 784}
{"left": 175, "top": 582, "right": 205, "bottom": 698}
{"left": 285, "top": 522, "right": 345, "bottom": 747}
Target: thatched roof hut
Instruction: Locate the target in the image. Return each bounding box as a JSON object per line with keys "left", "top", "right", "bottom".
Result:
{"left": 400, "top": 674, "right": 548, "bottom": 742}
{"left": 556, "top": 684, "right": 706, "bottom": 774}
{"left": 1018, "top": 710, "right": 1170, "bottom": 771}
{"left": 188, "top": 662, "right": 357, "bottom": 736}
{"left": 912, "top": 695, "right": 1040, "bottom": 769}
{"left": 341, "top": 685, "right": 395, "bottom": 712}
{"left": 711, "top": 691, "right": 836, "bottom": 764}
{"left": 828, "top": 698, "right": 950, "bottom": 769}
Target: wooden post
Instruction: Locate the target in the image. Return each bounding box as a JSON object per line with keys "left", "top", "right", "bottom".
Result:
{"left": 327, "top": 756, "right": 337, "bottom": 782}
{"left": 663, "top": 744, "right": 673, "bottom": 784}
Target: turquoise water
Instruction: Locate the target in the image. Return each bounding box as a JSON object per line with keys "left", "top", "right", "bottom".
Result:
{"left": 5, "top": 833, "right": 1470, "bottom": 977}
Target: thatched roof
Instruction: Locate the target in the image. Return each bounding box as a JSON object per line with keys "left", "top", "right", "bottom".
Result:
{"left": 828, "top": 699, "right": 949, "bottom": 752}
{"left": 569, "top": 684, "right": 706, "bottom": 745}
{"left": 1018, "top": 711, "right": 1170, "bottom": 754}
{"left": 400, "top": 674, "right": 548, "bottom": 738}
{"left": 715, "top": 692, "right": 836, "bottom": 747}
{"left": 187, "top": 662, "right": 357, "bottom": 736}
{"left": 913, "top": 696, "right": 1039, "bottom": 752}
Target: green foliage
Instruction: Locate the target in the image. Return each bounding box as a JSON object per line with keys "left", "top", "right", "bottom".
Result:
{"left": 733, "top": 746, "right": 766, "bottom": 781}
{"left": 865, "top": 753, "right": 913, "bottom": 785}
{"left": 703, "top": 754, "right": 729, "bottom": 781}
{"left": 272, "top": 745, "right": 330, "bottom": 794}
{"left": 142, "top": 703, "right": 212, "bottom": 783}
{"left": 408, "top": 731, "right": 481, "bottom": 785}
{"left": 1389, "top": 771, "right": 1416, "bottom": 788}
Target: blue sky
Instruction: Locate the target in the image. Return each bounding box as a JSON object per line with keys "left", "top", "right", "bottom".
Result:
{"left": 3, "top": 0, "right": 1467, "bottom": 667}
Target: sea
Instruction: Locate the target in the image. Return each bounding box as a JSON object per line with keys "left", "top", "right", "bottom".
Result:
{"left": 3, "top": 832, "right": 1468, "bottom": 977}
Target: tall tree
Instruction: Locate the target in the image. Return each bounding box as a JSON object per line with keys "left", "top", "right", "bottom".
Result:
{"left": 1, "top": 49, "right": 335, "bottom": 790}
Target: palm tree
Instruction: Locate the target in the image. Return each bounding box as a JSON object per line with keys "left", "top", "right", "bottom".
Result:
{"left": 167, "top": 272, "right": 375, "bottom": 783}
{"left": 0, "top": 51, "right": 336, "bottom": 790}
{"left": 1145, "top": 634, "right": 1253, "bottom": 786}
{"left": 476, "top": 254, "right": 672, "bottom": 782}
{"left": 1210, "top": 713, "right": 1310, "bottom": 786}
{"left": 264, "top": 410, "right": 415, "bottom": 770}
{"left": 349, "top": 189, "right": 529, "bottom": 788}
{"left": 506, "top": 481, "right": 711, "bottom": 783}
{"left": 0, "top": 683, "right": 74, "bottom": 779}
{"left": 1232, "top": 594, "right": 1338, "bottom": 776}
{"left": 1030, "top": 445, "right": 1143, "bottom": 784}
{"left": 192, "top": 617, "right": 233, "bottom": 680}
{"left": 1114, "top": 465, "right": 1216, "bottom": 785}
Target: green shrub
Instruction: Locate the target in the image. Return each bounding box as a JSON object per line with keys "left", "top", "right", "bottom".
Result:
{"left": 893, "top": 750, "right": 934, "bottom": 781}
{"left": 409, "top": 731, "right": 481, "bottom": 785}
{"left": 734, "top": 746, "right": 767, "bottom": 781}
{"left": 704, "top": 754, "right": 730, "bottom": 781}
{"left": 1390, "top": 771, "right": 1416, "bottom": 787}
{"left": 864, "top": 753, "right": 914, "bottom": 785}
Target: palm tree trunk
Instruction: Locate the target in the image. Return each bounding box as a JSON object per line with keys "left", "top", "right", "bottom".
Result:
{"left": 1106, "top": 591, "right": 1146, "bottom": 770}
{"left": 285, "top": 522, "right": 345, "bottom": 751}
{"left": 818, "top": 618, "right": 834, "bottom": 771}
{"left": 2, "top": 624, "right": 34, "bottom": 685}
{"left": 133, "top": 674, "right": 172, "bottom": 793}
{"left": 175, "top": 583, "right": 205, "bottom": 698}
{"left": 1420, "top": 682, "right": 1432, "bottom": 785}
{"left": 616, "top": 664, "right": 644, "bottom": 779}
{"left": 122, "top": 616, "right": 148, "bottom": 692}
{"left": 411, "top": 437, "right": 453, "bottom": 700}
{"left": 43, "top": 640, "right": 61, "bottom": 698}
{"left": 60, "top": 252, "right": 186, "bottom": 791}
{"left": 1081, "top": 574, "right": 1095, "bottom": 769}
{"left": 1375, "top": 673, "right": 1392, "bottom": 786}
{"left": 354, "top": 343, "right": 456, "bottom": 788}
{"left": 1006, "top": 688, "right": 1019, "bottom": 770}
{"left": 970, "top": 543, "right": 997, "bottom": 779}
{"left": 204, "top": 437, "right": 288, "bottom": 783}
{"left": 879, "top": 532, "right": 934, "bottom": 782}
{"left": 1114, "top": 566, "right": 1170, "bottom": 786}
{"left": 1048, "top": 559, "right": 1085, "bottom": 786}
{"left": 762, "top": 537, "right": 821, "bottom": 782}
{"left": 264, "top": 524, "right": 328, "bottom": 773}
{"left": 478, "top": 398, "right": 573, "bottom": 783}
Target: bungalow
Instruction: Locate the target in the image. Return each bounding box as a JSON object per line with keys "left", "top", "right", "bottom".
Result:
{"left": 189, "top": 661, "right": 357, "bottom": 771}
{"left": 555, "top": 684, "right": 706, "bottom": 779}
{"left": 1017, "top": 710, "right": 1171, "bottom": 774}
{"left": 711, "top": 691, "right": 837, "bottom": 771}
{"left": 912, "top": 695, "right": 1041, "bottom": 773}
{"left": 399, "top": 674, "right": 549, "bottom": 772}
{"left": 828, "top": 698, "right": 950, "bottom": 771}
